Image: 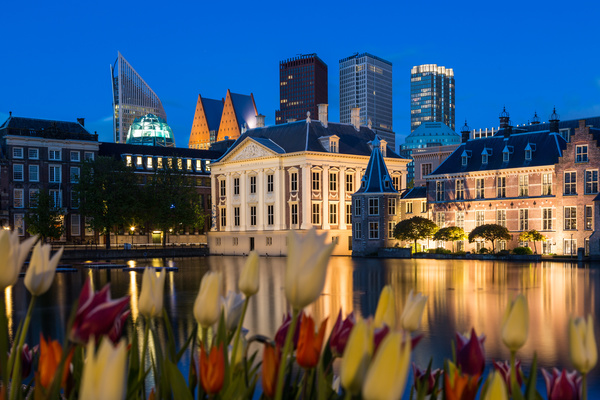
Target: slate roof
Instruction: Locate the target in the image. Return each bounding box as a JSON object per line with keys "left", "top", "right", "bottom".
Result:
{"left": 202, "top": 98, "right": 224, "bottom": 132}
{"left": 430, "top": 130, "right": 567, "bottom": 176}
{"left": 99, "top": 142, "right": 224, "bottom": 160}
{"left": 401, "top": 187, "right": 427, "bottom": 199}
{"left": 354, "top": 137, "right": 397, "bottom": 194}
{"left": 0, "top": 116, "right": 96, "bottom": 141}
{"left": 230, "top": 93, "right": 257, "bottom": 129}
{"left": 219, "top": 120, "right": 404, "bottom": 161}
{"left": 494, "top": 116, "right": 600, "bottom": 136}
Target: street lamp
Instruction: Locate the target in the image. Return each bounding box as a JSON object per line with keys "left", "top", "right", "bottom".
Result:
{"left": 130, "top": 226, "right": 135, "bottom": 247}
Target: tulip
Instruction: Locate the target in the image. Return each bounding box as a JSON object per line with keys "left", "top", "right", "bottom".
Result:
{"left": 79, "top": 339, "right": 128, "bottom": 400}
{"left": 569, "top": 315, "right": 597, "bottom": 374}
{"left": 262, "top": 343, "right": 279, "bottom": 398}
{"left": 412, "top": 363, "right": 442, "bottom": 396}
{"left": 70, "top": 278, "right": 130, "bottom": 344}
{"left": 0, "top": 231, "right": 36, "bottom": 290}
{"left": 296, "top": 314, "right": 328, "bottom": 369}
{"left": 274, "top": 312, "right": 302, "bottom": 350}
{"left": 482, "top": 371, "right": 508, "bottom": 400}
{"left": 239, "top": 251, "right": 259, "bottom": 297}
{"left": 362, "top": 331, "right": 411, "bottom": 400}
{"left": 456, "top": 329, "right": 486, "bottom": 376}
{"left": 24, "top": 242, "right": 63, "bottom": 296}
{"left": 37, "top": 335, "right": 71, "bottom": 389}
{"left": 444, "top": 361, "right": 479, "bottom": 400}
{"left": 329, "top": 310, "right": 356, "bottom": 357}
{"left": 493, "top": 360, "right": 523, "bottom": 394}
{"left": 400, "top": 290, "right": 428, "bottom": 332}
{"left": 285, "top": 228, "right": 335, "bottom": 310}
{"left": 199, "top": 343, "right": 225, "bottom": 394}
{"left": 374, "top": 285, "right": 396, "bottom": 329}
{"left": 20, "top": 344, "right": 35, "bottom": 379}
{"left": 194, "top": 271, "right": 222, "bottom": 329}
{"left": 542, "top": 368, "right": 581, "bottom": 400}
{"left": 221, "top": 290, "right": 245, "bottom": 333}
{"left": 340, "top": 319, "right": 373, "bottom": 395}
{"left": 501, "top": 294, "right": 529, "bottom": 353}
{"left": 138, "top": 268, "right": 166, "bottom": 318}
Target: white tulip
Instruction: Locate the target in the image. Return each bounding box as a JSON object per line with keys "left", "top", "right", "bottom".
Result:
{"left": 239, "top": 251, "right": 259, "bottom": 297}
{"left": 24, "top": 242, "right": 63, "bottom": 296}
{"left": 400, "top": 290, "right": 428, "bottom": 332}
{"left": 138, "top": 268, "right": 166, "bottom": 318}
{"left": 501, "top": 294, "right": 529, "bottom": 352}
{"left": 194, "top": 271, "right": 222, "bottom": 328}
{"left": 80, "top": 338, "right": 128, "bottom": 400}
{"left": 221, "top": 290, "right": 245, "bottom": 332}
{"left": 0, "top": 231, "right": 37, "bottom": 290}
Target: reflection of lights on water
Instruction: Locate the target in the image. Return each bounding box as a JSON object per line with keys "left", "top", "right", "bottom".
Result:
{"left": 88, "top": 269, "right": 94, "bottom": 291}
{"left": 5, "top": 287, "right": 13, "bottom": 341}
{"left": 129, "top": 270, "right": 139, "bottom": 322}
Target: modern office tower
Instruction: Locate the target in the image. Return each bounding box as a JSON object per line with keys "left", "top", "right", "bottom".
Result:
{"left": 276, "top": 54, "right": 328, "bottom": 124}
{"left": 111, "top": 52, "right": 166, "bottom": 144}
{"left": 189, "top": 95, "right": 225, "bottom": 149}
{"left": 339, "top": 53, "right": 393, "bottom": 131}
{"left": 410, "top": 64, "right": 455, "bottom": 132}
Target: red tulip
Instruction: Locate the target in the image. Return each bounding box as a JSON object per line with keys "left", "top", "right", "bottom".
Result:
{"left": 493, "top": 360, "right": 523, "bottom": 393}
{"left": 412, "top": 363, "right": 442, "bottom": 395}
{"left": 199, "top": 343, "right": 225, "bottom": 394}
{"left": 542, "top": 368, "right": 581, "bottom": 400}
{"left": 262, "top": 343, "right": 280, "bottom": 398}
{"left": 69, "top": 278, "right": 130, "bottom": 344}
{"left": 329, "top": 311, "right": 355, "bottom": 357}
{"left": 296, "top": 315, "right": 328, "bottom": 369}
{"left": 274, "top": 312, "right": 303, "bottom": 350}
{"left": 456, "top": 329, "right": 486, "bottom": 376}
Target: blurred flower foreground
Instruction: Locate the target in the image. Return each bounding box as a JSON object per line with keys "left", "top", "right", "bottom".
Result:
{"left": 0, "top": 228, "right": 596, "bottom": 400}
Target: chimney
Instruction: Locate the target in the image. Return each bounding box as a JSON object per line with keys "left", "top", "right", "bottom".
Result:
{"left": 499, "top": 106, "right": 510, "bottom": 129}
{"left": 549, "top": 107, "right": 560, "bottom": 133}
{"left": 351, "top": 107, "right": 360, "bottom": 131}
{"left": 318, "top": 104, "right": 328, "bottom": 127}
{"left": 77, "top": 118, "right": 85, "bottom": 127}
{"left": 460, "top": 120, "right": 471, "bottom": 143}
{"left": 256, "top": 114, "right": 265, "bottom": 128}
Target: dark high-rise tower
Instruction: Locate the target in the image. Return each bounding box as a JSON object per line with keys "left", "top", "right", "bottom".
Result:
{"left": 276, "top": 54, "right": 328, "bottom": 124}
{"left": 410, "top": 64, "right": 455, "bottom": 132}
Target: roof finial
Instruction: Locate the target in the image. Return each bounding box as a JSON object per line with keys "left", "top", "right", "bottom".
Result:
{"left": 306, "top": 111, "right": 311, "bottom": 123}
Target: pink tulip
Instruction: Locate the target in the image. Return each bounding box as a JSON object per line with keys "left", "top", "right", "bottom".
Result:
{"left": 69, "top": 278, "right": 130, "bottom": 344}
{"left": 493, "top": 360, "right": 523, "bottom": 393}
{"left": 274, "top": 312, "right": 303, "bottom": 350}
{"left": 412, "top": 363, "right": 442, "bottom": 395}
{"left": 329, "top": 311, "right": 355, "bottom": 357}
{"left": 542, "top": 368, "right": 581, "bottom": 400}
{"left": 456, "top": 329, "right": 486, "bottom": 376}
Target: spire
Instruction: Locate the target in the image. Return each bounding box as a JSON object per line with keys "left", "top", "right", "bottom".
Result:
{"left": 549, "top": 107, "right": 560, "bottom": 133}
{"left": 355, "top": 136, "right": 397, "bottom": 194}
{"left": 460, "top": 119, "right": 471, "bottom": 143}
{"left": 531, "top": 111, "right": 540, "bottom": 125}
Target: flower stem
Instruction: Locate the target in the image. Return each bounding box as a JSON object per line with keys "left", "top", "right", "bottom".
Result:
{"left": 0, "top": 295, "right": 8, "bottom": 393}
{"left": 202, "top": 326, "right": 209, "bottom": 349}
{"left": 230, "top": 297, "right": 249, "bottom": 381}
{"left": 139, "top": 318, "right": 150, "bottom": 399}
{"left": 509, "top": 351, "right": 517, "bottom": 395}
{"left": 9, "top": 295, "right": 35, "bottom": 400}
{"left": 274, "top": 308, "right": 300, "bottom": 400}
{"left": 582, "top": 373, "right": 588, "bottom": 400}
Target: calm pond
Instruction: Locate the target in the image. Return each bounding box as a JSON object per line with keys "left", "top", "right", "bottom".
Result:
{"left": 7, "top": 256, "right": 600, "bottom": 397}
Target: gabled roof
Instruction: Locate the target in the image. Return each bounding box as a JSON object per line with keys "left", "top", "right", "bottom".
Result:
{"left": 202, "top": 97, "right": 225, "bottom": 132}
{"left": 0, "top": 116, "right": 97, "bottom": 141}
{"left": 401, "top": 187, "right": 427, "bottom": 199}
{"left": 230, "top": 92, "right": 257, "bottom": 129}
{"left": 430, "top": 130, "right": 567, "bottom": 176}
{"left": 354, "top": 137, "right": 398, "bottom": 194}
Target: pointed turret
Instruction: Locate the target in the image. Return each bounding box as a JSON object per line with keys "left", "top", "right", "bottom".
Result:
{"left": 355, "top": 136, "right": 397, "bottom": 194}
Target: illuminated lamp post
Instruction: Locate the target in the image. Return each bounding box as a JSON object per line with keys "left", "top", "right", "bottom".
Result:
{"left": 130, "top": 226, "right": 135, "bottom": 247}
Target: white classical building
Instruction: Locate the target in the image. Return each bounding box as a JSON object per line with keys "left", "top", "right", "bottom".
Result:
{"left": 208, "top": 105, "right": 410, "bottom": 256}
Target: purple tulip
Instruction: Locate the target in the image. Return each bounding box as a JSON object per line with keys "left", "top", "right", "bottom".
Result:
{"left": 456, "top": 328, "right": 486, "bottom": 376}
{"left": 493, "top": 360, "right": 523, "bottom": 393}
{"left": 329, "top": 310, "right": 355, "bottom": 357}
{"left": 274, "top": 312, "right": 303, "bottom": 350}
{"left": 412, "top": 363, "right": 442, "bottom": 395}
{"left": 542, "top": 368, "right": 581, "bottom": 400}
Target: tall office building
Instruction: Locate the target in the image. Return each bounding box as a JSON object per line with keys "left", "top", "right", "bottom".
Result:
{"left": 276, "top": 54, "right": 328, "bottom": 124}
{"left": 339, "top": 53, "right": 393, "bottom": 130}
{"left": 111, "top": 52, "right": 166, "bottom": 144}
{"left": 410, "top": 64, "right": 455, "bottom": 132}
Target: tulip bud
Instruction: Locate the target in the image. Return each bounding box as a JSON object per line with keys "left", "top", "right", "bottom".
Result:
{"left": 340, "top": 320, "right": 373, "bottom": 395}
{"left": 79, "top": 339, "right": 128, "bottom": 400}
{"left": 24, "top": 242, "right": 63, "bottom": 296}
{"left": 194, "top": 272, "right": 222, "bottom": 329}
{"left": 569, "top": 314, "right": 598, "bottom": 374}
{"left": 200, "top": 344, "right": 225, "bottom": 394}
{"left": 400, "top": 290, "right": 428, "bottom": 332}
{"left": 482, "top": 371, "right": 508, "bottom": 400}
{"left": 542, "top": 368, "right": 581, "bottom": 400}
{"left": 262, "top": 343, "right": 279, "bottom": 398}
{"left": 362, "top": 331, "right": 411, "bottom": 400}
{"left": 239, "top": 251, "right": 259, "bottom": 297}
{"left": 285, "top": 228, "right": 335, "bottom": 310}
{"left": 296, "top": 315, "right": 328, "bottom": 369}
{"left": 374, "top": 285, "right": 396, "bottom": 329}
{"left": 221, "top": 291, "right": 244, "bottom": 332}
{"left": 0, "top": 231, "right": 37, "bottom": 291}
{"left": 501, "top": 294, "right": 529, "bottom": 352}
{"left": 138, "top": 268, "right": 166, "bottom": 318}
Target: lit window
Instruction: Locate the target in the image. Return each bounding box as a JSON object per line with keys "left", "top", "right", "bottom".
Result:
{"left": 312, "top": 171, "right": 320, "bottom": 191}
{"left": 542, "top": 208, "right": 552, "bottom": 230}
{"left": 157, "top": 158, "right": 163, "bottom": 169}
{"left": 329, "top": 203, "right": 338, "bottom": 224}
{"left": 312, "top": 203, "right": 321, "bottom": 225}
{"left": 267, "top": 174, "right": 274, "bottom": 193}
{"left": 586, "top": 205, "right": 593, "bottom": 230}
{"left": 585, "top": 170, "right": 598, "bottom": 194}
{"left": 388, "top": 222, "right": 395, "bottom": 238}
{"left": 576, "top": 145, "right": 588, "bottom": 163}
{"left": 369, "top": 222, "right": 379, "bottom": 239}
{"left": 564, "top": 172, "right": 576, "bottom": 195}
{"left": 204, "top": 160, "right": 211, "bottom": 172}
{"left": 13, "top": 189, "right": 24, "bottom": 208}
{"left": 564, "top": 206, "right": 577, "bottom": 230}
{"left": 147, "top": 157, "right": 153, "bottom": 169}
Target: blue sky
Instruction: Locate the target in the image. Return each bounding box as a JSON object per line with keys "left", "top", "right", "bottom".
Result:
{"left": 2, "top": 0, "right": 599, "bottom": 150}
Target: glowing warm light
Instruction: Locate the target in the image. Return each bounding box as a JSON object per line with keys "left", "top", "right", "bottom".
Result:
{"left": 4, "top": 287, "right": 13, "bottom": 341}
{"left": 130, "top": 226, "right": 135, "bottom": 233}
{"left": 129, "top": 268, "right": 139, "bottom": 322}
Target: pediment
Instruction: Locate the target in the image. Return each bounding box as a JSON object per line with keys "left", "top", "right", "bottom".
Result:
{"left": 222, "top": 137, "right": 279, "bottom": 162}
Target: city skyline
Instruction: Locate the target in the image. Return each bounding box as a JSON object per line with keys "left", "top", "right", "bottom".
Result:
{"left": 2, "top": 0, "right": 599, "bottom": 151}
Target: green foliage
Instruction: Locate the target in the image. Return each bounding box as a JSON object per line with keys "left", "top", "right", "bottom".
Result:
{"left": 428, "top": 248, "right": 451, "bottom": 254}
{"left": 478, "top": 247, "right": 490, "bottom": 254}
{"left": 513, "top": 246, "right": 533, "bottom": 255}
{"left": 24, "top": 190, "right": 64, "bottom": 242}
{"left": 393, "top": 216, "right": 439, "bottom": 252}
{"left": 518, "top": 230, "right": 546, "bottom": 254}
{"left": 468, "top": 224, "right": 511, "bottom": 253}
{"left": 433, "top": 226, "right": 467, "bottom": 242}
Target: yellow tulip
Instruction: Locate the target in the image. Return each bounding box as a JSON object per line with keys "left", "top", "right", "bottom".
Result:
{"left": 340, "top": 319, "right": 373, "bottom": 395}
{"left": 482, "top": 371, "right": 508, "bottom": 400}
{"left": 24, "top": 242, "right": 63, "bottom": 296}
{"left": 501, "top": 294, "right": 528, "bottom": 352}
{"left": 569, "top": 314, "right": 598, "bottom": 374}
{"left": 194, "top": 271, "right": 222, "bottom": 328}
{"left": 400, "top": 290, "right": 428, "bottom": 332}
{"left": 285, "top": 228, "right": 335, "bottom": 310}
{"left": 238, "top": 251, "right": 259, "bottom": 297}
{"left": 0, "top": 231, "right": 37, "bottom": 290}
{"left": 79, "top": 338, "right": 127, "bottom": 400}
{"left": 374, "top": 285, "right": 396, "bottom": 329}
{"left": 362, "top": 331, "right": 411, "bottom": 400}
{"left": 138, "top": 268, "right": 166, "bottom": 318}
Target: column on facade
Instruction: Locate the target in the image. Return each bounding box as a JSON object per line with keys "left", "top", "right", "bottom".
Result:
{"left": 225, "top": 172, "right": 232, "bottom": 232}
{"left": 322, "top": 165, "right": 330, "bottom": 230}
{"left": 240, "top": 171, "right": 247, "bottom": 230}
{"left": 275, "top": 166, "right": 284, "bottom": 230}
{"left": 258, "top": 169, "right": 265, "bottom": 230}
{"left": 339, "top": 166, "right": 347, "bottom": 230}
{"left": 301, "top": 164, "right": 312, "bottom": 229}
{"left": 211, "top": 173, "right": 218, "bottom": 230}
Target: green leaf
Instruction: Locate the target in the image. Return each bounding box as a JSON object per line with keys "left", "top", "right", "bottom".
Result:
{"left": 525, "top": 353, "right": 543, "bottom": 400}
{"left": 164, "top": 360, "right": 193, "bottom": 400}
{"left": 162, "top": 309, "right": 177, "bottom": 362}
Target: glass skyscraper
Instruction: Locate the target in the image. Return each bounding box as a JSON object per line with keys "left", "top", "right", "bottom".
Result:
{"left": 111, "top": 52, "right": 166, "bottom": 144}
{"left": 410, "top": 64, "right": 455, "bottom": 132}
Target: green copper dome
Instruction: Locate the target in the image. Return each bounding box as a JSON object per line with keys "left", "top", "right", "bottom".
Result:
{"left": 126, "top": 114, "right": 175, "bottom": 147}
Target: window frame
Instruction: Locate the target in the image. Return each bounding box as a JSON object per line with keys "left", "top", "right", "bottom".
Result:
{"left": 564, "top": 206, "right": 577, "bottom": 230}
{"left": 368, "top": 198, "right": 379, "bottom": 216}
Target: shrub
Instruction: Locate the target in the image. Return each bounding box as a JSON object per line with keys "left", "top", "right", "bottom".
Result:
{"left": 454, "top": 251, "right": 466, "bottom": 256}
{"left": 478, "top": 247, "right": 489, "bottom": 254}
{"left": 513, "top": 246, "right": 533, "bottom": 255}
{"left": 497, "top": 250, "right": 511, "bottom": 255}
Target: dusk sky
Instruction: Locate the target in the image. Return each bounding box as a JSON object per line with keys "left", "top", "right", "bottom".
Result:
{"left": 2, "top": 0, "right": 599, "bottom": 150}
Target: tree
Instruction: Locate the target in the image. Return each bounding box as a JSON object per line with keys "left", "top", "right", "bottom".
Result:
{"left": 393, "top": 216, "right": 439, "bottom": 252}
{"left": 518, "top": 230, "right": 546, "bottom": 254}
{"left": 24, "top": 190, "right": 64, "bottom": 242}
{"left": 433, "top": 226, "right": 467, "bottom": 252}
{"left": 75, "top": 156, "right": 137, "bottom": 249}
{"left": 468, "top": 224, "right": 511, "bottom": 254}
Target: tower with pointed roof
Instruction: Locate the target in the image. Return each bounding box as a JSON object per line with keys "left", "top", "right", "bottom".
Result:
{"left": 216, "top": 89, "right": 258, "bottom": 142}
{"left": 188, "top": 94, "right": 225, "bottom": 149}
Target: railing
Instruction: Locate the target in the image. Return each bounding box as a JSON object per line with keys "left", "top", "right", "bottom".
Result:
{"left": 49, "top": 242, "right": 208, "bottom": 251}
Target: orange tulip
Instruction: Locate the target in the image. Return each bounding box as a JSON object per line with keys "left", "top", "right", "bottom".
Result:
{"left": 37, "top": 335, "right": 72, "bottom": 389}
{"left": 199, "top": 344, "right": 225, "bottom": 394}
{"left": 262, "top": 343, "right": 280, "bottom": 398}
{"left": 444, "top": 363, "right": 479, "bottom": 400}
{"left": 296, "top": 315, "right": 328, "bottom": 369}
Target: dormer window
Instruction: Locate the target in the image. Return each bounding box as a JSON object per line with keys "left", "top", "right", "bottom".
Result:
{"left": 482, "top": 153, "right": 488, "bottom": 164}
{"left": 330, "top": 140, "right": 338, "bottom": 153}
{"left": 503, "top": 151, "right": 509, "bottom": 162}
{"left": 380, "top": 139, "right": 388, "bottom": 157}
{"left": 461, "top": 150, "right": 471, "bottom": 166}
{"left": 318, "top": 135, "right": 340, "bottom": 153}
{"left": 524, "top": 143, "right": 535, "bottom": 161}
{"left": 525, "top": 149, "right": 531, "bottom": 160}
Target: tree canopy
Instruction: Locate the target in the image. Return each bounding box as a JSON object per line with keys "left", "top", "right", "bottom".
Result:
{"left": 433, "top": 226, "right": 467, "bottom": 252}
{"left": 393, "top": 216, "right": 439, "bottom": 252}
{"left": 468, "top": 224, "right": 511, "bottom": 253}
{"left": 518, "top": 230, "right": 547, "bottom": 254}
{"left": 24, "top": 190, "right": 64, "bottom": 242}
